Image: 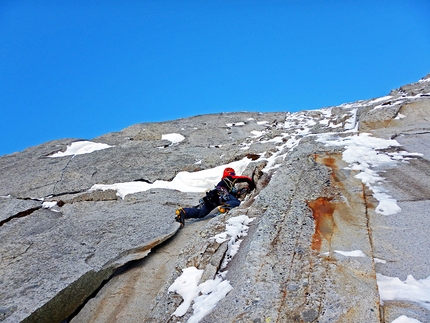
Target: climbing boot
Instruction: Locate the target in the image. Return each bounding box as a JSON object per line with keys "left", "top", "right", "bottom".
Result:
{"left": 175, "top": 208, "right": 186, "bottom": 227}
{"left": 218, "top": 205, "right": 231, "bottom": 213}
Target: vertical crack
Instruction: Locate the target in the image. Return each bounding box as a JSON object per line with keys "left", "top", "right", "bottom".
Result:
{"left": 52, "top": 155, "right": 75, "bottom": 195}
{"left": 361, "top": 182, "right": 384, "bottom": 323}
{"left": 361, "top": 183, "right": 376, "bottom": 261}
{"left": 273, "top": 168, "right": 312, "bottom": 323}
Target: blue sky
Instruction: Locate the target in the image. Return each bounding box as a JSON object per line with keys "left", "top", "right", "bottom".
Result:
{"left": 1, "top": 1, "right": 429, "bottom": 156}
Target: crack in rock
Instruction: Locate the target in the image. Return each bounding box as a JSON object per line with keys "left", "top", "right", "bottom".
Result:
{"left": 0, "top": 206, "right": 42, "bottom": 227}
{"left": 52, "top": 155, "right": 75, "bottom": 196}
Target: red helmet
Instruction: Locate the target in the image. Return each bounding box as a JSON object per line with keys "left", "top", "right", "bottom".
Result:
{"left": 222, "top": 167, "right": 236, "bottom": 179}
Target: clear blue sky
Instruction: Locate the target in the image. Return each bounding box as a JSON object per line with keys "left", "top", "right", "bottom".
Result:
{"left": 1, "top": 1, "right": 429, "bottom": 156}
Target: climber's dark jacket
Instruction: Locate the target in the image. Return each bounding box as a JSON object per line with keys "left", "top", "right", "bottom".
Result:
{"left": 182, "top": 173, "right": 254, "bottom": 219}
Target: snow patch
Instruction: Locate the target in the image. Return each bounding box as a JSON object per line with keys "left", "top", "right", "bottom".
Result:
{"left": 250, "top": 130, "right": 265, "bottom": 138}
{"left": 187, "top": 277, "right": 233, "bottom": 323}
{"left": 162, "top": 133, "right": 185, "bottom": 145}
{"left": 42, "top": 201, "right": 57, "bottom": 209}
{"left": 212, "top": 215, "right": 254, "bottom": 269}
{"left": 49, "top": 141, "right": 113, "bottom": 157}
{"left": 391, "top": 315, "right": 422, "bottom": 323}
{"left": 168, "top": 215, "right": 253, "bottom": 322}
{"left": 316, "top": 133, "right": 421, "bottom": 215}
{"left": 369, "top": 95, "right": 393, "bottom": 105}
{"left": 418, "top": 76, "right": 430, "bottom": 83}
{"left": 168, "top": 268, "right": 233, "bottom": 322}
{"left": 90, "top": 158, "right": 252, "bottom": 198}
{"left": 344, "top": 108, "right": 358, "bottom": 130}
{"left": 168, "top": 267, "right": 204, "bottom": 317}
{"left": 377, "top": 273, "right": 430, "bottom": 311}
{"left": 226, "top": 122, "right": 245, "bottom": 127}
{"left": 335, "top": 250, "right": 366, "bottom": 257}
{"left": 323, "top": 250, "right": 366, "bottom": 257}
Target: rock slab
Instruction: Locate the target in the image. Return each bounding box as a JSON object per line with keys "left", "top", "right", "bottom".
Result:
{"left": 1, "top": 75, "right": 430, "bottom": 322}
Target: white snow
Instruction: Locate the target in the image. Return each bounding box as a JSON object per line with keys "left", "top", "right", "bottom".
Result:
{"left": 322, "top": 250, "right": 366, "bottom": 257}
{"left": 315, "top": 132, "right": 422, "bottom": 215}
{"left": 318, "top": 250, "right": 430, "bottom": 317}
{"left": 168, "top": 269, "right": 233, "bottom": 323}
{"left": 344, "top": 108, "right": 358, "bottom": 130}
{"left": 391, "top": 315, "right": 422, "bottom": 323}
{"left": 212, "top": 215, "right": 254, "bottom": 269}
{"left": 42, "top": 201, "right": 57, "bottom": 209}
{"left": 308, "top": 120, "right": 429, "bottom": 319}
{"left": 250, "top": 130, "right": 265, "bottom": 138}
{"left": 161, "top": 133, "right": 185, "bottom": 145}
{"left": 259, "top": 136, "right": 284, "bottom": 144}
{"left": 334, "top": 250, "right": 366, "bottom": 257}
{"left": 418, "top": 76, "right": 430, "bottom": 83}
{"left": 187, "top": 277, "right": 233, "bottom": 323}
{"left": 91, "top": 107, "right": 426, "bottom": 321}
{"left": 377, "top": 273, "right": 430, "bottom": 311}
{"left": 388, "top": 151, "right": 422, "bottom": 160}
{"left": 226, "top": 122, "right": 245, "bottom": 127}
{"left": 235, "top": 110, "right": 355, "bottom": 171}
{"left": 369, "top": 95, "right": 393, "bottom": 104}
{"left": 168, "top": 267, "right": 204, "bottom": 317}
{"left": 169, "top": 215, "right": 253, "bottom": 322}
{"left": 49, "top": 141, "right": 113, "bottom": 157}
{"left": 372, "top": 99, "right": 405, "bottom": 111}
{"left": 90, "top": 158, "right": 252, "bottom": 198}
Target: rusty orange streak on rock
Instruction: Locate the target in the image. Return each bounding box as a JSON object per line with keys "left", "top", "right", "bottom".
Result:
{"left": 320, "top": 156, "right": 338, "bottom": 170}
{"left": 315, "top": 153, "right": 344, "bottom": 186}
{"left": 308, "top": 197, "right": 336, "bottom": 251}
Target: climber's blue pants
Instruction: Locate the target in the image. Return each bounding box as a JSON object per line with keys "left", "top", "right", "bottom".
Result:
{"left": 183, "top": 194, "right": 240, "bottom": 219}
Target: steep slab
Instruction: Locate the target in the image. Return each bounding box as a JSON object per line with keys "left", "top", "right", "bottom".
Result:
{"left": 199, "top": 147, "right": 380, "bottom": 323}
{"left": 0, "top": 190, "right": 196, "bottom": 323}
{"left": 364, "top": 99, "right": 430, "bottom": 322}
{"left": 70, "top": 215, "right": 213, "bottom": 323}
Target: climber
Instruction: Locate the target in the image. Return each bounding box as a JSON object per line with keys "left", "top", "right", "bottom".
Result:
{"left": 175, "top": 167, "right": 255, "bottom": 227}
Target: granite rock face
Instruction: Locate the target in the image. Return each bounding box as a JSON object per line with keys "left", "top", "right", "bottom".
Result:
{"left": 1, "top": 75, "right": 430, "bottom": 323}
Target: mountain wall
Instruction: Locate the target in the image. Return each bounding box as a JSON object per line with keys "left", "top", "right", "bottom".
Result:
{"left": 1, "top": 75, "right": 429, "bottom": 323}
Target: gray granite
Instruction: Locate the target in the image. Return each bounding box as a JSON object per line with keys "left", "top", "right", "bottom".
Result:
{"left": 1, "top": 75, "right": 429, "bottom": 323}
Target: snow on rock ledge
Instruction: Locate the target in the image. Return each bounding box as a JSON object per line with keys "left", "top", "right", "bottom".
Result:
{"left": 1, "top": 76, "right": 430, "bottom": 323}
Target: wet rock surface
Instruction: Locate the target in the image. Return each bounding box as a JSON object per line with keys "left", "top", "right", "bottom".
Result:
{"left": 1, "top": 75, "right": 430, "bottom": 322}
